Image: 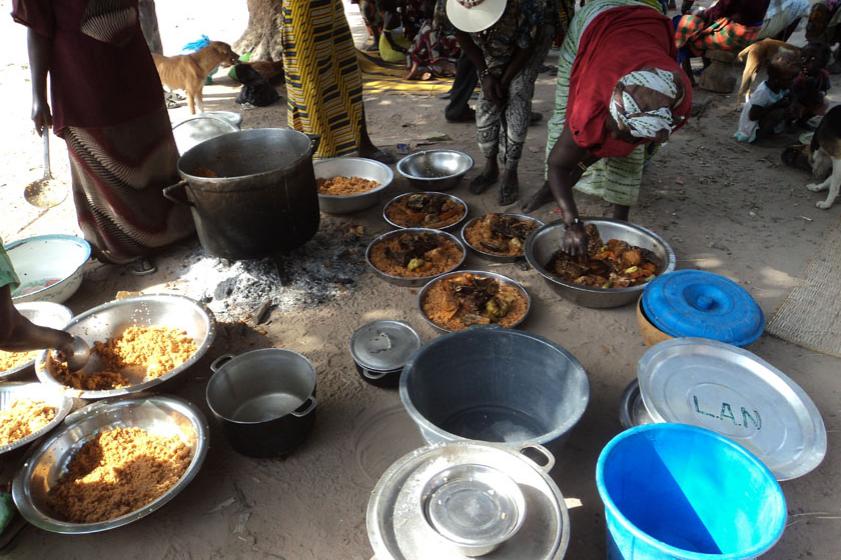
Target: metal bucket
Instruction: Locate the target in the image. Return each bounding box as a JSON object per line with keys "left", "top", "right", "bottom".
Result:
{"left": 166, "top": 128, "right": 321, "bottom": 259}
{"left": 206, "top": 349, "right": 317, "bottom": 457}
{"left": 400, "top": 328, "right": 589, "bottom": 450}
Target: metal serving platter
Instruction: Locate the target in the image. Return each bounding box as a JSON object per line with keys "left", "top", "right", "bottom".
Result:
{"left": 0, "top": 382, "right": 74, "bottom": 456}
{"left": 13, "top": 394, "right": 208, "bottom": 534}
{"left": 637, "top": 338, "right": 827, "bottom": 480}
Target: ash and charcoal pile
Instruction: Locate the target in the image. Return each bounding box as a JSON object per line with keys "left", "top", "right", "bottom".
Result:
{"left": 179, "top": 221, "right": 369, "bottom": 321}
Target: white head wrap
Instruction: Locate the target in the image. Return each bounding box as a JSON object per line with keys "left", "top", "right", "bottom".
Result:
{"left": 608, "top": 69, "right": 680, "bottom": 140}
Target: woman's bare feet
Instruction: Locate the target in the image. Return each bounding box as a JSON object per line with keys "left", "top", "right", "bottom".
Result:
{"left": 498, "top": 168, "right": 519, "bottom": 206}
{"left": 522, "top": 181, "right": 553, "bottom": 212}
{"left": 469, "top": 157, "right": 499, "bottom": 194}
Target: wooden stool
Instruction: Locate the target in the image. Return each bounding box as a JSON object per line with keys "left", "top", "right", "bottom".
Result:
{"left": 698, "top": 49, "right": 738, "bottom": 93}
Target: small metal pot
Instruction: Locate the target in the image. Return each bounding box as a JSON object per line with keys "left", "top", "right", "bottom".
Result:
{"left": 350, "top": 320, "right": 421, "bottom": 389}
{"left": 206, "top": 349, "right": 317, "bottom": 458}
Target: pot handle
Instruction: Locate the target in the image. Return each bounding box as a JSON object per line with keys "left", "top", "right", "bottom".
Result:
{"left": 306, "top": 134, "right": 321, "bottom": 157}
{"left": 362, "top": 368, "right": 390, "bottom": 381}
{"left": 291, "top": 396, "right": 317, "bottom": 418}
{"left": 210, "top": 353, "right": 236, "bottom": 373}
{"left": 162, "top": 180, "right": 193, "bottom": 206}
{"left": 518, "top": 443, "right": 555, "bottom": 474}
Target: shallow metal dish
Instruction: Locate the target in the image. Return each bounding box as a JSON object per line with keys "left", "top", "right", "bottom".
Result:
{"left": 0, "top": 382, "right": 74, "bottom": 456}
{"left": 34, "top": 294, "right": 216, "bottom": 400}
{"left": 417, "top": 270, "right": 531, "bottom": 333}
{"left": 1, "top": 302, "right": 73, "bottom": 380}
{"left": 524, "top": 218, "right": 676, "bottom": 309}
{"left": 315, "top": 157, "right": 395, "bottom": 214}
{"left": 5, "top": 235, "right": 91, "bottom": 304}
{"left": 382, "top": 192, "right": 469, "bottom": 232}
{"left": 366, "top": 228, "right": 467, "bottom": 288}
{"left": 397, "top": 150, "right": 474, "bottom": 192}
{"left": 460, "top": 213, "right": 544, "bottom": 263}
{"left": 618, "top": 379, "right": 653, "bottom": 430}
{"left": 12, "top": 394, "right": 208, "bottom": 534}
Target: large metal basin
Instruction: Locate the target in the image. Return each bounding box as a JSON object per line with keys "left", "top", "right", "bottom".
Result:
{"left": 400, "top": 328, "right": 589, "bottom": 451}
{"left": 13, "top": 395, "right": 208, "bottom": 534}
{"left": 170, "top": 128, "right": 321, "bottom": 259}
{"left": 34, "top": 294, "right": 216, "bottom": 400}
{"left": 525, "top": 218, "right": 676, "bottom": 309}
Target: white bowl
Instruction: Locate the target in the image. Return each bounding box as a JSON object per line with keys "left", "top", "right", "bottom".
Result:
{"left": 5, "top": 235, "right": 91, "bottom": 304}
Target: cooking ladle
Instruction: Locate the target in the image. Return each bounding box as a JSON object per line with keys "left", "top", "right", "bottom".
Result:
{"left": 52, "top": 336, "right": 92, "bottom": 371}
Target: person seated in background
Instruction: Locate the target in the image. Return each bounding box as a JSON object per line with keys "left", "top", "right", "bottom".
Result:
{"left": 0, "top": 237, "right": 73, "bottom": 355}
{"left": 791, "top": 43, "right": 832, "bottom": 126}
{"left": 379, "top": 1, "right": 413, "bottom": 64}
{"left": 735, "top": 53, "right": 799, "bottom": 143}
{"left": 676, "top": 0, "right": 771, "bottom": 85}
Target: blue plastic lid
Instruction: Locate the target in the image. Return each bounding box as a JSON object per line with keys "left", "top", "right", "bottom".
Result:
{"left": 641, "top": 270, "right": 764, "bottom": 347}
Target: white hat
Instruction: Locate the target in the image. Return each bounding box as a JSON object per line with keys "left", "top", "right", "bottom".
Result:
{"left": 446, "top": 0, "right": 507, "bottom": 33}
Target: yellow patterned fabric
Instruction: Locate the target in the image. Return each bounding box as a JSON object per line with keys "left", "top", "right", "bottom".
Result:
{"left": 280, "top": 0, "right": 365, "bottom": 158}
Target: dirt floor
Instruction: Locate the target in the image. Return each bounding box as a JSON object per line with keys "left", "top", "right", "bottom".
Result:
{"left": 1, "top": 1, "right": 840, "bottom": 558}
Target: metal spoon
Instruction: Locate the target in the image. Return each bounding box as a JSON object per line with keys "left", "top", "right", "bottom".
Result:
{"left": 63, "top": 336, "right": 91, "bottom": 371}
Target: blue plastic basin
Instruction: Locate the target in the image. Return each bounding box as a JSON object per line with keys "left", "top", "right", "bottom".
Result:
{"left": 596, "top": 424, "right": 787, "bottom": 559}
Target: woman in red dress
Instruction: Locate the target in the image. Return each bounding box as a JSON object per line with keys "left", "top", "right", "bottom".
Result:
{"left": 12, "top": 0, "right": 194, "bottom": 267}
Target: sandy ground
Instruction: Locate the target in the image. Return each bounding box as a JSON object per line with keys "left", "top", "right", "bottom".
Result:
{"left": 1, "top": 1, "right": 841, "bottom": 559}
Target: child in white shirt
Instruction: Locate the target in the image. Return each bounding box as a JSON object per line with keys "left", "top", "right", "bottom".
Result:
{"left": 735, "top": 55, "right": 799, "bottom": 143}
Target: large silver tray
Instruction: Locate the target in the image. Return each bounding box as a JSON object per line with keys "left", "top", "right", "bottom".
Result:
{"left": 0, "top": 382, "right": 74, "bottom": 456}
{"left": 13, "top": 394, "right": 209, "bottom": 534}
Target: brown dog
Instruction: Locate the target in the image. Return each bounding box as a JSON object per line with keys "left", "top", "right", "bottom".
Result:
{"left": 737, "top": 39, "right": 800, "bottom": 100}
{"left": 153, "top": 41, "right": 240, "bottom": 114}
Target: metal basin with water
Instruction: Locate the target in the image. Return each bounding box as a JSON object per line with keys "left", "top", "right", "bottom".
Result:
{"left": 400, "top": 328, "right": 589, "bottom": 450}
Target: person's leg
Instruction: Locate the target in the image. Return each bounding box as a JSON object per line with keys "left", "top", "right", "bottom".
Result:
{"left": 358, "top": 110, "right": 396, "bottom": 163}
{"left": 755, "top": 107, "right": 787, "bottom": 141}
{"left": 470, "top": 93, "right": 501, "bottom": 194}
{"left": 498, "top": 31, "right": 552, "bottom": 206}
{"left": 445, "top": 53, "right": 479, "bottom": 121}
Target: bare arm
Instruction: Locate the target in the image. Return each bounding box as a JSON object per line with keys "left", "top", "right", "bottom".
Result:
{"left": 0, "top": 286, "right": 73, "bottom": 353}
{"left": 454, "top": 30, "right": 486, "bottom": 73}
{"left": 27, "top": 28, "right": 52, "bottom": 135}
{"left": 547, "top": 124, "right": 600, "bottom": 256}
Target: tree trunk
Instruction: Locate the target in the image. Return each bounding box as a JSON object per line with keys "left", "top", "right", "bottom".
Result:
{"left": 138, "top": 0, "right": 163, "bottom": 54}
{"left": 235, "top": 0, "right": 285, "bottom": 61}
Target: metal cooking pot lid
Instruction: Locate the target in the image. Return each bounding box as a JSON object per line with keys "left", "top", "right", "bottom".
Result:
{"left": 642, "top": 270, "right": 764, "bottom": 347}
{"left": 423, "top": 464, "right": 524, "bottom": 547}
{"left": 637, "top": 338, "right": 827, "bottom": 480}
{"left": 351, "top": 320, "right": 421, "bottom": 372}
{"left": 367, "top": 441, "right": 569, "bottom": 560}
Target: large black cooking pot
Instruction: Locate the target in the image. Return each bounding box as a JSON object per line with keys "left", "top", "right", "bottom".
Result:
{"left": 165, "top": 128, "right": 321, "bottom": 259}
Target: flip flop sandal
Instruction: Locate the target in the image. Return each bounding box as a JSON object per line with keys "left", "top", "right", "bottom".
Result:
{"left": 128, "top": 257, "right": 157, "bottom": 276}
